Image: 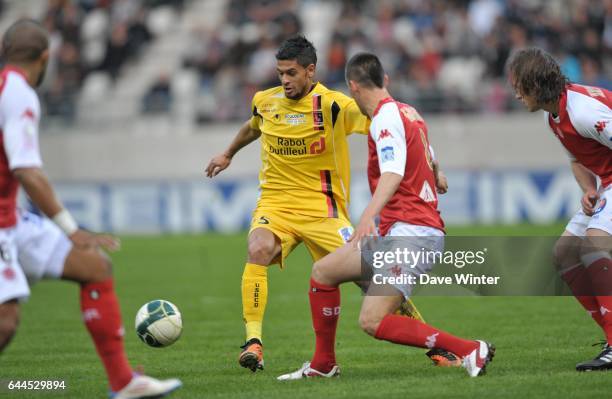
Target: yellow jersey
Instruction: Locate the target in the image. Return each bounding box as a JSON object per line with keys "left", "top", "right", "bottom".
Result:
{"left": 249, "top": 82, "right": 369, "bottom": 219}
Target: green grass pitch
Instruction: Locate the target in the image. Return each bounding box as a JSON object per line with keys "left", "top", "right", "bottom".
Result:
{"left": 3, "top": 223, "right": 612, "bottom": 398}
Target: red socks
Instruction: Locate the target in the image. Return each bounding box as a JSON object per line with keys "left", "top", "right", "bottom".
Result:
{"left": 374, "top": 314, "right": 478, "bottom": 357}
{"left": 584, "top": 257, "right": 612, "bottom": 343}
{"left": 560, "top": 265, "right": 604, "bottom": 327}
{"left": 308, "top": 277, "right": 479, "bottom": 371}
{"left": 309, "top": 278, "right": 340, "bottom": 373}
{"left": 80, "top": 279, "right": 133, "bottom": 391}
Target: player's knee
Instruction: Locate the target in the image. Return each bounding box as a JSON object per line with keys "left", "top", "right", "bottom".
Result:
{"left": 312, "top": 259, "right": 336, "bottom": 286}
{"left": 0, "top": 303, "right": 20, "bottom": 349}
{"left": 579, "top": 240, "right": 611, "bottom": 268}
{"left": 88, "top": 250, "right": 113, "bottom": 283}
{"left": 551, "top": 240, "right": 566, "bottom": 269}
{"left": 311, "top": 261, "right": 325, "bottom": 283}
{"left": 247, "top": 238, "right": 276, "bottom": 265}
{"left": 358, "top": 311, "right": 381, "bottom": 337}
{"left": 552, "top": 236, "right": 580, "bottom": 270}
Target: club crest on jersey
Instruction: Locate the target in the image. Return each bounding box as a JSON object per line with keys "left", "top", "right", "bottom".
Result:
{"left": 338, "top": 226, "right": 354, "bottom": 243}
{"left": 21, "top": 108, "right": 35, "bottom": 120}
{"left": 378, "top": 129, "right": 392, "bottom": 141}
{"left": 381, "top": 146, "right": 395, "bottom": 163}
{"left": 595, "top": 120, "right": 609, "bottom": 135}
{"left": 593, "top": 198, "right": 607, "bottom": 215}
{"left": 2, "top": 267, "right": 15, "bottom": 281}
{"left": 285, "top": 113, "right": 306, "bottom": 126}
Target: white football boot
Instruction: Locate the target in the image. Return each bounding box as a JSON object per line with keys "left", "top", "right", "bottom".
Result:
{"left": 462, "top": 340, "right": 495, "bottom": 377}
{"left": 277, "top": 362, "right": 340, "bottom": 381}
{"left": 112, "top": 375, "right": 182, "bottom": 399}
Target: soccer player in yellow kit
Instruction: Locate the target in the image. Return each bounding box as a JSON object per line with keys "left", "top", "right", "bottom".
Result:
{"left": 205, "top": 35, "right": 452, "bottom": 372}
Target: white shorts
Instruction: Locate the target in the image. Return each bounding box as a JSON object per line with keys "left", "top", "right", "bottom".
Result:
{"left": 0, "top": 210, "right": 72, "bottom": 304}
{"left": 565, "top": 186, "right": 612, "bottom": 236}
{"left": 382, "top": 222, "right": 445, "bottom": 298}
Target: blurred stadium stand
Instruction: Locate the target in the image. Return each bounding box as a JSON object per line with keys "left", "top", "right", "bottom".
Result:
{"left": 1, "top": 0, "right": 609, "bottom": 127}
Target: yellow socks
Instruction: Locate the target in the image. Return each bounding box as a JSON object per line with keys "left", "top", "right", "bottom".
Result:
{"left": 242, "top": 263, "right": 269, "bottom": 342}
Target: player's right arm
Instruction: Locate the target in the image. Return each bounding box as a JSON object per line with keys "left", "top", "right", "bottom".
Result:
{"left": 2, "top": 84, "right": 117, "bottom": 251}
{"left": 428, "top": 145, "right": 447, "bottom": 194}
{"left": 13, "top": 168, "right": 118, "bottom": 250}
{"left": 570, "top": 160, "right": 598, "bottom": 216}
{"left": 344, "top": 99, "right": 370, "bottom": 136}
{"left": 205, "top": 120, "right": 261, "bottom": 178}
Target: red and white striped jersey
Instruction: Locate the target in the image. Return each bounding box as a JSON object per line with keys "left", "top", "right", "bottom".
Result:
{"left": 367, "top": 97, "right": 444, "bottom": 236}
{"left": 546, "top": 84, "right": 612, "bottom": 187}
{"left": 0, "top": 66, "right": 43, "bottom": 227}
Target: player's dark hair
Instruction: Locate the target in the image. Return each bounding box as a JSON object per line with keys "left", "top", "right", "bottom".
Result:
{"left": 507, "top": 47, "right": 568, "bottom": 105}
{"left": 1, "top": 19, "right": 49, "bottom": 63}
{"left": 275, "top": 35, "right": 317, "bottom": 67}
{"left": 345, "top": 52, "right": 384, "bottom": 89}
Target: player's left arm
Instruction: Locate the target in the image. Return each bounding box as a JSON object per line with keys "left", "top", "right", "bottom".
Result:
{"left": 570, "top": 160, "right": 598, "bottom": 216}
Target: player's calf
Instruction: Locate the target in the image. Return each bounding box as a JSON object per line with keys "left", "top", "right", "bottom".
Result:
{"left": 359, "top": 296, "right": 402, "bottom": 336}
{"left": 311, "top": 242, "right": 362, "bottom": 287}
{"left": 579, "top": 236, "right": 612, "bottom": 297}
{"left": 60, "top": 246, "right": 134, "bottom": 391}
{"left": 0, "top": 300, "right": 20, "bottom": 352}
{"left": 358, "top": 311, "right": 383, "bottom": 336}
{"left": 552, "top": 234, "right": 583, "bottom": 272}
{"left": 311, "top": 260, "right": 331, "bottom": 286}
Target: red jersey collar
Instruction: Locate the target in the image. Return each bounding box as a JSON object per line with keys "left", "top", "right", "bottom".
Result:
{"left": 2, "top": 65, "right": 27, "bottom": 81}
{"left": 552, "top": 85, "right": 570, "bottom": 123}
{"left": 373, "top": 97, "right": 395, "bottom": 117}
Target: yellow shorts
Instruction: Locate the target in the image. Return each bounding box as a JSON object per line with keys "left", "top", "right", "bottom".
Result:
{"left": 249, "top": 207, "right": 354, "bottom": 268}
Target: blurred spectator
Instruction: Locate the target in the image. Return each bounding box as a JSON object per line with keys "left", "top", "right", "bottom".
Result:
{"left": 581, "top": 56, "right": 612, "bottom": 90}
{"left": 99, "top": 23, "right": 130, "bottom": 80}
{"left": 326, "top": 34, "right": 347, "bottom": 86}
{"left": 40, "top": 0, "right": 162, "bottom": 121}
{"left": 142, "top": 72, "right": 173, "bottom": 113}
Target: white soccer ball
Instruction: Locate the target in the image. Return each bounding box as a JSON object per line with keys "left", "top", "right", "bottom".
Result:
{"left": 135, "top": 300, "right": 182, "bottom": 347}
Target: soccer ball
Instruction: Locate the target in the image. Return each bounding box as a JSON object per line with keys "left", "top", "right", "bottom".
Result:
{"left": 135, "top": 300, "right": 182, "bottom": 347}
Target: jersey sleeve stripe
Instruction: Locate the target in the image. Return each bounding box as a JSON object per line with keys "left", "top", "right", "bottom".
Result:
{"left": 331, "top": 101, "right": 340, "bottom": 128}
{"left": 312, "top": 94, "right": 324, "bottom": 131}
{"left": 319, "top": 169, "right": 338, "bottom": 218}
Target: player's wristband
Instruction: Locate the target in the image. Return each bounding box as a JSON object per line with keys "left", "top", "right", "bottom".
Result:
{"left": 52, "top": 209, "right": 78, "bottom": 236}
